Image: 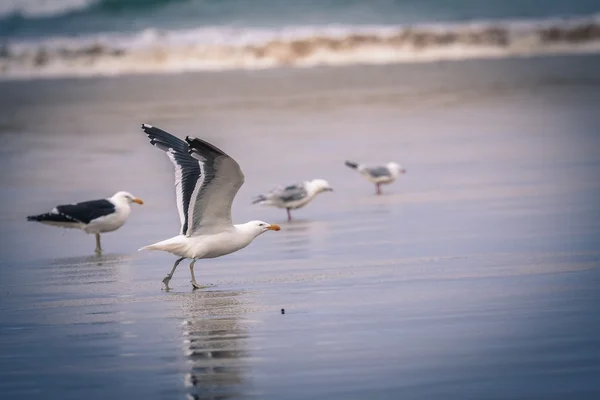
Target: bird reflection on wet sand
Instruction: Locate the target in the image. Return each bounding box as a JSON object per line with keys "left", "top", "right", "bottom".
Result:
{"left": 43, "top": 253, "right": 133, "bottom": 286}
{"left": 278, "top": 221, "right": 312, "bottom": 259}
{"left": 181, "top": 290, "right": 251, "bottom": 400}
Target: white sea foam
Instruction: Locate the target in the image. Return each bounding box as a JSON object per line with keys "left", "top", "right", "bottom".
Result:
{"left": 0, "top": 0, "right": 96, "bottom": 18}
{"left": 1, "top": 15, "right": 600, "bottom": 80}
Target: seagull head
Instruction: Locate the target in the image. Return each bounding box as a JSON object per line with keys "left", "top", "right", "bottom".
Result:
{"left": 387, "top": 162, "right": 406, "bottom": 175}
{"left": 112, "top": 191, "right": 144, "bottom": 205}
{"left": 241, "top": 220, "right": 281, "bottom": 237}
{"left": 309, "top": 179, "right": 334, "bottom": 194}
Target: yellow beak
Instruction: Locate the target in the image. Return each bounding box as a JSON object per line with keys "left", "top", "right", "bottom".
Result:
{"left": 268, "top": 224, "right": 281, "bottom": 231}
{"left": 132, "top": 198, "right": 144, "bottom": 205}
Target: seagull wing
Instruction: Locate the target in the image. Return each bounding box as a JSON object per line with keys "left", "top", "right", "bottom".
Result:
{"left": 274, "top": 183, "right": 308, "bottom": 203}
{"left": 56, "top": 199, "right": 116, "bottom": 224}
{"left": 142, "top": 124, "right": 202, "bottom": 236}
{"left": 365, "top": 166, "right": 391, "bottom": 178}
{"left": 185, "top": 135, "right": 245, "bottom": 235}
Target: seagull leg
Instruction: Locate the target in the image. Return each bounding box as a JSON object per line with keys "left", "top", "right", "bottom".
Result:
{"left": 189, "top": 259, "right": 202, "bottom": 289}
{"left": 95, "top": 234, "right": 102, "bottom": 254}
{"left": 286, "top": 208, "right": 292, "bottom": 222}
{"left": 162, "top": 257, "right": 185, "bottom": 290}
{"left": 376, "top": 183, "right": 382, "bottom": 195}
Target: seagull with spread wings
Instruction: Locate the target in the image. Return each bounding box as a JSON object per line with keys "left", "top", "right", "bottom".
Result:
{"left": 139, "top": 124, "right": 280, "bottom": 290}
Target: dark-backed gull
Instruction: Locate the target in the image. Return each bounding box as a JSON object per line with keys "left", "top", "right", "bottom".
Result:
{"left": 27, "top": 191, "right": 143, "bottom": 253}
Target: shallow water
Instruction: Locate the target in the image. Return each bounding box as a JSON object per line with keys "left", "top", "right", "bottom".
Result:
{"left": 1, "top": 55, "right": 600, "bottom": 399}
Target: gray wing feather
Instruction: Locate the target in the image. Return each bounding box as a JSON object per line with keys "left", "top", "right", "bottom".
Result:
{"left": 186, "top": 136, "right": 245, "bottom": 235}
{"left": 142, "top": 124, "right": 201, "bottom": 235}
{"left": 278, "top": 184, "right": 308, "bottom": 203}
{"left": 258, "top": 183, "right": 308, "bottom": 206}
{"left": 142, "top": 124, "right": 244, "bottom": 236}
{"left": 366, "top": 166, "right": 391, "bottom": 178}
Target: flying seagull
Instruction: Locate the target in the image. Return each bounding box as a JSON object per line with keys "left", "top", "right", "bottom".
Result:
{"left": 139, "top": 124, "right": 280, "bottom": 290}
{"left": 27, "top": 191, "right": 143, "bottom": 253}
{"left": 252, "top": 179, "right": 333, "bottom": 221}
{"left": 345, "top": 161, "right": 406, "bottom": 195}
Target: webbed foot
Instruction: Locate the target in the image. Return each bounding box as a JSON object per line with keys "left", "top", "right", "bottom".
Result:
{"left": 162, "top": 274, "right": 172, "bottom": 290}
{"left": 191, "top": 280, "right": 202, "bottom": 290}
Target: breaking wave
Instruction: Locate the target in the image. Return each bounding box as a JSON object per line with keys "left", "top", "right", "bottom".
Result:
{"left": 0, "top": 0, "right": 183, "bottom": 19}
{"left": 1, "top": 15, "right": 600, "bottom": 80}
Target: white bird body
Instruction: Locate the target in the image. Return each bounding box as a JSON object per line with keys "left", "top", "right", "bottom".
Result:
{"left": 140, "top": 124, "right": 280, "bottom": 289}
{"left": 141, "top": 222, "right": 266, "bottom": 259}
{"left": 253, "top": 178, "right": 333, "bottom": 221}
{"left": 359, "top": 168, "right": 397, "bottom": 185}
{"left": 345, "top": 161, "right": 406, "bottom": 195}
{"left": 83, "top": 194, "right": 134, "bottom": 234}
{"left": 27, "top": 191, "right": 143, "bottom": 253}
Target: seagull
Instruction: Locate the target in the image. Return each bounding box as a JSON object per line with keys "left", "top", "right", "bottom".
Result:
{"left": 252, "top": 179, "right": 333, "bottom": 221}
{"left": 139, "top": 124, "right": 281, "bottom": 290}
{"left": 27, "top": 191, "right": 143, "bottom": 254}
{"left": 345, "top": 161, "right": 406, "bottom": 195}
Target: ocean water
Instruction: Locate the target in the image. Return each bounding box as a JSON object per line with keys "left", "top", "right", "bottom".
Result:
{"left": 1, "top": 0, "right": 600, "bottom": 79}
{"left": 2, "top": 0, "right": 600, "bottom": 36}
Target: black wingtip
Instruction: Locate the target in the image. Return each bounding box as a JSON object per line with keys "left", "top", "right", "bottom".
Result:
{"left": 186, "top": 136, "right": 230, "bottom": 158}
{"left": 251, "top": 195, "right": 267, "bottom": 205}
{"left": 27, "top": 215, "right": 38, "bottom": 221}
{"left": 345, "top": 160, "right": 359, "bottom": 169}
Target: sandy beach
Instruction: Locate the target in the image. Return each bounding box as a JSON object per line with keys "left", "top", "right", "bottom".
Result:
{"left": 1, "top": 54, "right": 600, "bottom": 399}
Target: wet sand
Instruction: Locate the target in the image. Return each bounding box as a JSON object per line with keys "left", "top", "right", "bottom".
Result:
{"left": 1, "top": 55, "right": 600, "bottom": 399}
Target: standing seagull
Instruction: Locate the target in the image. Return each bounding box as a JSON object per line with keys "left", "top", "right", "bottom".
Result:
{"left": 139, "top": 124, "right": 280, "bottom": 290}
{"left": 252, "top": 179, "right": 333, "bottom": 221}
{"left": 27, "top": 191, "right": 143, "bottom": 254}
{"left": 345, "top": 161, "right": 406, "bottom": 195}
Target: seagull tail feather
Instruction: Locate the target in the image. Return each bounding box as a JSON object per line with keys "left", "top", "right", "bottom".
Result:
{"left": 251, "top": 195, "right": 268, "bottom": 205}
{"left": 27, "top": 213, "right": 57, "bottom": 222}
{"left": 345, "top": 160, "right": 359, "bottom": 170}
{"left": 27, "top": 213, "right": 83, "bottom": 229}
{"left": 138, "top": 236, "right": 187, "bottom": 254}
{"left": 138, "top": 243, "right": 170, "bottom": 252}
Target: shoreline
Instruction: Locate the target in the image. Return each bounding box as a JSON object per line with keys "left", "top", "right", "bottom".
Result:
{"left": 2, "top": 15, "right": 600, "bottom": 81}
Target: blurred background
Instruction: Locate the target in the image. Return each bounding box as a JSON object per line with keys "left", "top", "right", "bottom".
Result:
{"left": 1, "top": 1, "right": 600, "bottom": 399}
{"left": 1, "top": 0, "right": 600, "bottom": 77}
